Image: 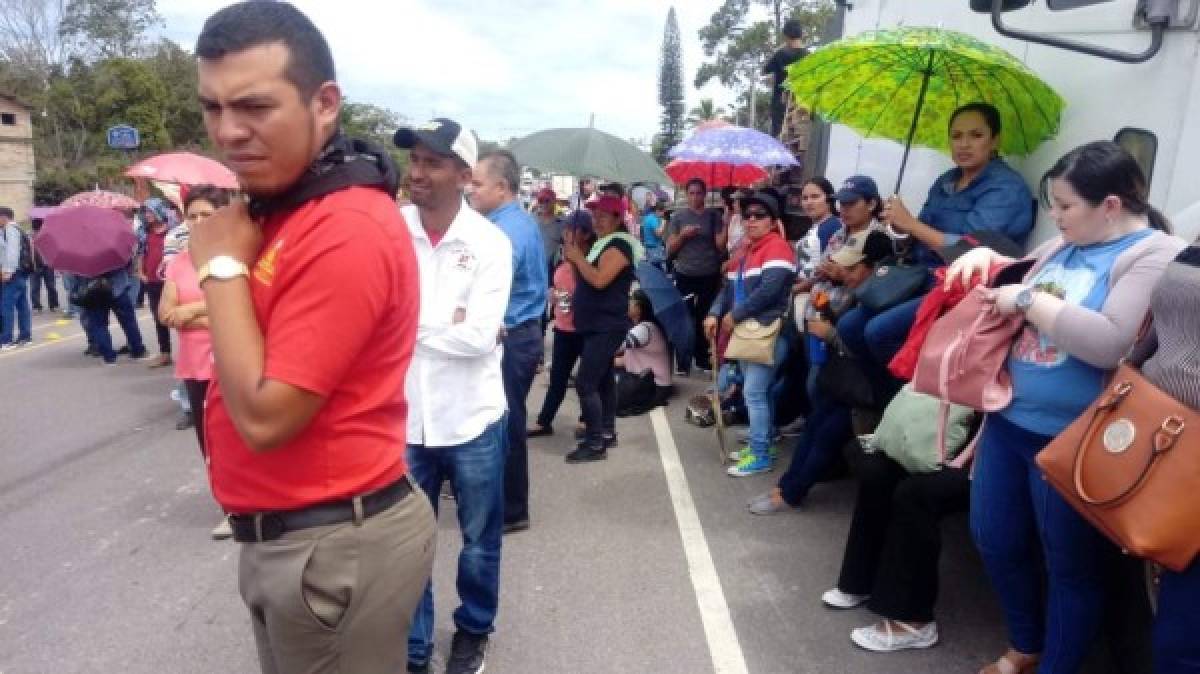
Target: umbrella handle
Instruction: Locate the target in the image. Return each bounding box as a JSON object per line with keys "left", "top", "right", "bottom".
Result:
{"left": 894, "top": 50, "right": 936, "bottom": 195}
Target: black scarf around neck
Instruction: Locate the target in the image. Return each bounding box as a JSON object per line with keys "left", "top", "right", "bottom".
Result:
{"left": 247, "top": 132, "right": 400, "bottom": 219}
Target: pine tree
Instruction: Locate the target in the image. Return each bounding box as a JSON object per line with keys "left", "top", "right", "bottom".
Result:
{"left": 656, "top": 7, "right": 685, "bottom": 165}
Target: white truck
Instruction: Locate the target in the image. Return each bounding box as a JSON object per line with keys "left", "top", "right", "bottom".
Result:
{"left": 816, "top": 0, "right": 1200, "bottom": 244}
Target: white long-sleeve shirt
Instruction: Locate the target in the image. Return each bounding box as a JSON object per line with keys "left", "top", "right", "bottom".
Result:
{"left": 403, "top": 201, "right": 513, "bottom": 447}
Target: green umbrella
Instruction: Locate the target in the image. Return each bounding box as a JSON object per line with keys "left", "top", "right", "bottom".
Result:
{"left": 510, "top": 127, "right": 672, "bottom": 185}
{"left": 785, "top": 26, "right": 1065, "bottom": 192}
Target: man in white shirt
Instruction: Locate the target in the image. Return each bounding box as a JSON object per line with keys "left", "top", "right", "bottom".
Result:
{"left": 394, "top": 118, "right": 512, "bottom": 674}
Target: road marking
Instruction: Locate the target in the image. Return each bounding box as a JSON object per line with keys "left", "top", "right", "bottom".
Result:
{"left": 649, "top": 407, "right": 749, "bottom": 674}
{"left": 0, "top": 314, "right": 155, "bottom": 360}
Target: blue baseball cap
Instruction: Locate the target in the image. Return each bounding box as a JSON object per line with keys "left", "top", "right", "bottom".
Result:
{"left": 835, "top": 175, "right": 880, "bottom": 204}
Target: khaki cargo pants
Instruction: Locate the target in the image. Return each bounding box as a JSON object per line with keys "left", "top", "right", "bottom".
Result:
{"left": 238, "top": 486, "right": 437, "bottom": 674}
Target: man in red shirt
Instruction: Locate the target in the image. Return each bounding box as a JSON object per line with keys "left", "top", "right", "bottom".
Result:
{"left": 187, "top": 4, "right": 435, "bottom": 672}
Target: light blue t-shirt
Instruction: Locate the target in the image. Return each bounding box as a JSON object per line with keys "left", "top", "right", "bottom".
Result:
{"left": 1002, "top": 229, "right": 1154, "bottom": 435}
{"left": 642, "top": 213, "right": 664, "bottom": 250}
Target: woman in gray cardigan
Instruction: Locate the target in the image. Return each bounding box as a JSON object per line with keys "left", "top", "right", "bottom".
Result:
{"left": 945, "top": 141, "right": 1186, "bottom": 674}
{"left": 1129, "top": 241, "right": 1200, "bottom": 672}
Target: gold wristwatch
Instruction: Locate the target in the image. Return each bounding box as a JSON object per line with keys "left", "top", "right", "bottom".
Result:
{"left": 197, "top": 255, "right": 250, "bottom": 286}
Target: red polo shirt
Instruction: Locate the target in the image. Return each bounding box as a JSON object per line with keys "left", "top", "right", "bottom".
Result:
{"left": 204, "top": 186, "right": 418, "bottom": 514}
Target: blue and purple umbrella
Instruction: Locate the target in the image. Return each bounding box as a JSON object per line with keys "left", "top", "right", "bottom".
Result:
{"left": 667, "top": 125, "right": 798, "bottom": 188}
{"left": 669, "top": 125, "right": 798, "bottom": 167}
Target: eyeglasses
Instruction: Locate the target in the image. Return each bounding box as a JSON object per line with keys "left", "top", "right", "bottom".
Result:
{"left": 743, "top": 210, "right": 771, "bottom": 221}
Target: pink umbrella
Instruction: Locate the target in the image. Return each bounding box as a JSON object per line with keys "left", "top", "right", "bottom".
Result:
{"left": 36, "top": 206, "right": 137, "bottom": 276}
{"left": 61, "top": 190, "right": 140, "bottom": 211}
{"left": 125, "top": 152, "right": 238, "bottom": 189}
{"left": 28, "top": 206, "right": 63, "bottom": 219}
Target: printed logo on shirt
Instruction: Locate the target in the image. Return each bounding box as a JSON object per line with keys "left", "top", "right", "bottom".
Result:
{"left": 446, "top": 243, "right": 477, "bottom": 273}
{"left": 254, "top": 238, "right": 284, "bottom": 286}
{"left": 1010, "top": 263, "right": 1096, "bottom": 367}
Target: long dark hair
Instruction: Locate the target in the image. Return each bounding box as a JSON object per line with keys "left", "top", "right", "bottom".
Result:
{"left": 1040, "top": 140, "right": 1171, "bottom": 233}
{"left": 949, "top": 102, "right": 1001, "bottom": 136}
{"left": 803, "top": 177, "right": 839, "bottom": 217}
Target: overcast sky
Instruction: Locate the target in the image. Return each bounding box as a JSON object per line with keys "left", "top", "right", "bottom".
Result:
{"left": 159, "top": 0, "right": 742, "bottom": 145}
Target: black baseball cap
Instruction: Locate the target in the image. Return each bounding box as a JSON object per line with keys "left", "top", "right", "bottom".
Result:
{"left": 738, "top": 190, "right": 781, "bottom": 220}
{"left": 393, "top": 118, "right": 478, "bottom": 169}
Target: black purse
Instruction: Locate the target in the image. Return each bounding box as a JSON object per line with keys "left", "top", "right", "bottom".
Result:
{"left": 817, "top": 346, "right": 877, "bottom": 408}
{"left": 70, "top": 276, "right": 114, "bottom": 310}
{"left": 854, "top": 255, "right": 929, "bottom": 313}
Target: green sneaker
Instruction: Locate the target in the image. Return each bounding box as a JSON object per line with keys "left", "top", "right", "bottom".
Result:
{"left": 729, "top": 445, "right": 779, "bottom": 462}
{"left": 726, "top": 452, "right": 775, "bottom": 477}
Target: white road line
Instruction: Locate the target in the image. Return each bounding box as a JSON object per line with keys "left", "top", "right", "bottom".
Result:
{"left": 649, "top": 407, "right": 749, "bottom": 674}
{"left": 0, "top": 313, "right": 156, "bottom": 360}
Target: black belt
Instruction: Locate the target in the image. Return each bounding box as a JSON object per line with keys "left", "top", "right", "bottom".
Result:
{"left": 229, "top": 476, "right": 413, "bottom": 543}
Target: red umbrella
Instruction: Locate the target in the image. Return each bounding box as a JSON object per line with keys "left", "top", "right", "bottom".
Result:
{"left": 665, "top": 159, "right": 768, "bottom": 189}
{"left": 36, "top": 206, "right": 137, "bottom": 276}
{"left": 61, "top": 190, "right": 139, "bottom": 211}
{"left": 125, "top": 152, "right": 238, "bottom": 189}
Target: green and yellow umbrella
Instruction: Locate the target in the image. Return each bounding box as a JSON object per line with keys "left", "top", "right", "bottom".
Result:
{"left": 785, "top": 26, "right": 1065, "bottom": 191}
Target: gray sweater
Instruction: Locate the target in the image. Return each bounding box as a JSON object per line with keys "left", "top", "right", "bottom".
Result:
{"left": 1024, "top": 230, "right": 1187, "bottom": 370}
{"left": 1133, "top": 243, "right": 1200, "bottom": 409}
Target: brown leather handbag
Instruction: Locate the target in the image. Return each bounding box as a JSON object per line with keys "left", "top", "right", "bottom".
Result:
{"left": 1036, "top": 362, "right": 1200, "bottom": 571}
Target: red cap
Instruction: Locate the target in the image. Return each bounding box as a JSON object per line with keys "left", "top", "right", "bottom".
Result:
{"left": 536, "top": 188, "right": 556, "bottom": 203}
{"left": 585, "top": 194, "right": 623, "bottom": 216}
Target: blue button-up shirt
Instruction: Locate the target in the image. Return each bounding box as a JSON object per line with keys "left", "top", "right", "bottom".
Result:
{"left": 488, "top": 200, "right": 548, "bottom": 328}
{"left": 914, "top": 158, "right": 1035, "bottom": 267}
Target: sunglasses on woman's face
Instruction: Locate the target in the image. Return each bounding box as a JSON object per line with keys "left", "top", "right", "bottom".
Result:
{"left": 744, "top": 210, "right": 771, "bottom": 221}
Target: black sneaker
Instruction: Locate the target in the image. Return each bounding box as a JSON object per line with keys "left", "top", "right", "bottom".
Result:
{"left": 407, "top": 660, "right": 430, "bottom": 674}
{"left": 502, "top": 518, "right": 530, "bottom": 535}
{"left": 571, "top": 427, "right": 617, "bottom": 447}
{"left": 116, "top": 345, "right": 131, "bottom": 355}
{"left": 128, "top": 350, "right": 148, "bottom": 360}
{"left": 566, "top": 444, "right": 607, "bottom": 463}
{"left": 175, "top": 411, "right": 194, "bottom": 431}
{"left": 445, "top": 630, "right": 488, "bottom": 674}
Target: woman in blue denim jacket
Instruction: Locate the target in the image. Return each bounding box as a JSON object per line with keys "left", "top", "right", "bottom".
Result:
{"left": 838, "top": 102, "right": 1035, "bottom": 374}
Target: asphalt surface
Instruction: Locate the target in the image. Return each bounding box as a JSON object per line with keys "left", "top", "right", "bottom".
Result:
{"left": 2, "top": 301, "right": 1138, "bottom": 674}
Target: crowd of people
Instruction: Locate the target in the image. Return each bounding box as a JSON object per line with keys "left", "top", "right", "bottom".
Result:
{"left": 2, "top": 3, "right": 1197, "bottom": 674}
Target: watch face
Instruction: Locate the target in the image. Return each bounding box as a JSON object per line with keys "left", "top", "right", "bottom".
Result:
{"left": 210, "top": 256, "right": 244, "bottom": 278}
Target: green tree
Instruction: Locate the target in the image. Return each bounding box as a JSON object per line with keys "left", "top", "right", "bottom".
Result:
{"left": 59, "top": 0, "right": 162, "bottom": 60}
{"left": 655, "top": 7, "right": 685, "bottom": 165}
{"left": 686, "top": 98, "right": 727, "bottom": 128}
{"left": 340, "top": 100, "right": 410, "bottom": 174}
{"left": 695, "top": 0, "right": 833, "bottom": 129}
{"left": 145, "top": 39, "right": 204, "bottom": 150}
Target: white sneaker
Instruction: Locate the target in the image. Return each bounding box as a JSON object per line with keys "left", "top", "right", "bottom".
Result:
{"left": 821, "top": 588, "right": 870, "bottom": 609}
{"left": 211, "top": 517, "right": 233, "bottom": 540}
{"left": 851, "top": 620, "right": 939, "bottom": 652}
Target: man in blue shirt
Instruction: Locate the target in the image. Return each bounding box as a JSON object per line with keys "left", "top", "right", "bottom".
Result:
{"left": 471, "top": 149, "right": 548, "bottom": 534}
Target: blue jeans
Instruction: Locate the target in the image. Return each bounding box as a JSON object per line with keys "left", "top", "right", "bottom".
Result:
{"left": 777, "top": 394, "right": 851, "bottom": 505}
{"left": 1, "top": 270, "right": 32, "bottom": 343}
{"left": 739, "top": 334, "right": 789, "bottom": 454}
{"left": 1155, "top": 558, "right": 1200, "bottom": 672}
{"left": 501, "top": 320, "right": 543, "bottom": 524}
{"left": 406, "top": 417, "right": 506, "bottom": 666}
{"left": 836, "top": 293, "right": 924, "bottom": 367}
{"left": 971, "top": 414, "right": 1108, "bottom": 672}
{"left": 84, "top": 289, "right": 146, "bottom": 363}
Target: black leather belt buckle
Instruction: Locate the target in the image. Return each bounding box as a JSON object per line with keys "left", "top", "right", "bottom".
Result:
{"left": 230, "top": 513, "right": 287, "bottom": 543}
